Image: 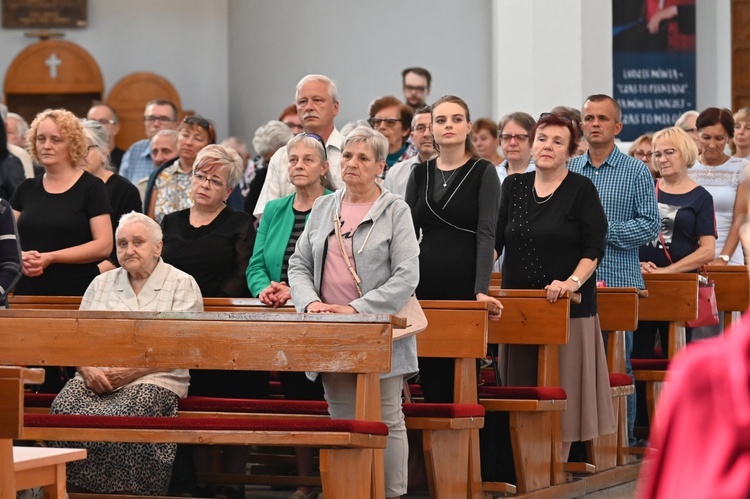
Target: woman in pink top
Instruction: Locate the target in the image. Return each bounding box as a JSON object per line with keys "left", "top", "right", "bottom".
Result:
{"left": 288, "top": 126, "right": 419, "bottom": 498}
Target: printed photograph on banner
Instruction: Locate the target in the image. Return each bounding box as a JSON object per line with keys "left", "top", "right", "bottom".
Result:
{"left": 612, "top": 0, "right": 696, "bottom": 141}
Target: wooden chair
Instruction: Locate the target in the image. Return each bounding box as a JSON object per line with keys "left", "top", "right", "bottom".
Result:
{"left": 633, "top": 274, "right": 699, "bottom": 430}
{"left": 482, "top": 289, "right": 573, "bottom": 496}
{"left": 1, "top": 366, "right": 86, "bottom": 499}
{"left": 593, "top": 287, "right": 642, "bottom": 469}
{"left": 407, "top": 300, "right": 493, "bottom": 499}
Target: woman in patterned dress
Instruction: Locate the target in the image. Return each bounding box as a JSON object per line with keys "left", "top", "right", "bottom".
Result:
{"left": 48, "top": 212, "right": 203, "bottom": 495}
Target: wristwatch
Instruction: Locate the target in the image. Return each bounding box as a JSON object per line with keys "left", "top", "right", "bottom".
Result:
{"left": 719, "top": 254, "right": 730, "bottom": 263}
{"left": 569, "top": 275, "right": 581, "bottom": 290}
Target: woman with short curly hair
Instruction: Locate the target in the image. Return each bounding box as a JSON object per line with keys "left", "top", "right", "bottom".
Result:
{"left": 10, "top": 108, "right": 113, "bottom": 393}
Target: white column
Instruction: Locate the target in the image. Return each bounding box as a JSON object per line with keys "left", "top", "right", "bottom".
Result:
{"left": 491, "top": 0, "right": 613, "bottom": 117}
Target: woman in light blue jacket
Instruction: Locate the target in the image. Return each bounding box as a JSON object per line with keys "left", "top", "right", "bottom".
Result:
{"left": 288, "top": 126, "right": 419, "bottom": 499}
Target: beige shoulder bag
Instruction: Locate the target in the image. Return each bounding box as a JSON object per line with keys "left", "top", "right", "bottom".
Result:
{"left": 333, "top": 211, "right": 427, "bottom": 339}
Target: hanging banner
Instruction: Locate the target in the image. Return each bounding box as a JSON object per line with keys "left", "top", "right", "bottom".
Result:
{"left": 612, "top": 0, "right": 696, "bottom": 141}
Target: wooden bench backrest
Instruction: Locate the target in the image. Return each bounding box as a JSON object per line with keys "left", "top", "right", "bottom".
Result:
{"left": 0, "top": 310, "right": 393, "bottom": 375}
{"left": 419, "top": 300, "right": 490, "bottom": 404}
{"left": 596, "top": 287, "right": 641, "bottom": 332}
{"left": 487, "top": 289, "right": 571, "bottom": 387}
{"left": 639, "top": 274, "right": 699, "bottom": 322}
{"left": 706, "top": 266, "right": 750, "bottom": 326}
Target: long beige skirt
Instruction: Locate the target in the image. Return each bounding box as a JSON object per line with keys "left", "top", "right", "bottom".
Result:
{"left": 505, "top": 314, "right": 615, "bottom": 442}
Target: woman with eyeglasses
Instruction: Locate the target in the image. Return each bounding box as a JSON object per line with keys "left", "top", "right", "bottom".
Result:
{"left": 405, "top": 95, "right": 503, "bottom": 404}
{"left": 495, "top": 112, "right": 613, "bottom": 464}
{"left": 145, "top": 116, "right": 216, "bottom": 223}
{"left": 628, "top": 133, "right": 657, "bottom": 180}
{"left": 496, "top": 112, "right": 536, "bottom": 184}
{"left": 688, "top": 108, "right": 750, "bottom": 267}
{"left": 634, "top": 126, "right": 715, "bottom": 361}
{"left": 79, "top": 120, "right": 143, "bottom": 273}
{"left": 160, "top": 144, "right": 260, "bottom": 499}
{"left": 368, "top": 95, "right": 417, "bottom": 173}
{"left": 732, "top": 107, "right": 750, "bottom": 160}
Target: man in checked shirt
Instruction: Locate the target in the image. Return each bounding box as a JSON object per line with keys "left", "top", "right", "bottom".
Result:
{"left": 567, "top": 94, "right": 660, "bottom": 449}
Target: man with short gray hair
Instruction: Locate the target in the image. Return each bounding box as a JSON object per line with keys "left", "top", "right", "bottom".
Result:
{"left": 253, "top": 74, "right": 344, "bottom": 217}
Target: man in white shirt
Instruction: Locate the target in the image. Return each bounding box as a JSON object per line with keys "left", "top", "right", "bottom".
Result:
{"left": 384, "top": 106, "right": 435, "bottom": 198}
{"left": 253, "top": 74, "right": 344, "bottom": 218}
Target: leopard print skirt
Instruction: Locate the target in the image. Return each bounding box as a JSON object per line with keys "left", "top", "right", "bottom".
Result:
{"left": 47, "top": 378, "right": 179, "bottom": 495}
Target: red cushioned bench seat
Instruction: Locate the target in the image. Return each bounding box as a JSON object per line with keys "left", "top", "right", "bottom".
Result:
{"left": 178, "top": 396, "right": 329, "bottom": 415}
{"left": 608, "top": 373, "right": 634, "bottom": 387}
{"left": 402, "top": 403, "right": 484, "bottom": 419}
{"left": 22, "top": 413, "right": 387, "bottom": 448}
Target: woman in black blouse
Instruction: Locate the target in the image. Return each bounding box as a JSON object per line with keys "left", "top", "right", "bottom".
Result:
{"left": 160, "top": 144, "right": 260, "bottom": 499}
{"left": 495, "top": 112, "right": 614, "bottom": 460}
{"left": 79, "top": 120, "right": 142, "bottom": 273}
{"left": 405, "top": 95, "right": 502, "bottom": 403}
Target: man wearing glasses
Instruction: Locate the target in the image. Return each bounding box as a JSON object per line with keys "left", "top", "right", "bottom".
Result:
{"left": 119, "top": 99, "right": 179, "bottom": 184}
{"left": 384, "top": 106, "right": 434, "bottom": 199}
{"left": 86, "top": 103, "right": 125, "bottom": 172}
{"left": 401, "top": 67, "right": 432, "bottom": 111}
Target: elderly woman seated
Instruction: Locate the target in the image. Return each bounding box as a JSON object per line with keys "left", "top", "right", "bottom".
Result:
{"left": 47, "top": 211, "right": 203, "bottom": 496}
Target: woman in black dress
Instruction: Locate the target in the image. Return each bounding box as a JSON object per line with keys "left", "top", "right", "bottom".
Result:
{"left": 495, "top": 112, "right": 614, "bottom": 460}
{"left": 10, "top": 109, "right": 112, "bottom": 296}
{"left": 10, "top": 109, "right": 112, "bottom": 392}
{"left": 79, "top": 120, "right": 142, "bottom": 273}
{"left": 405, "top": 95, "right": 502, "bottom": 403}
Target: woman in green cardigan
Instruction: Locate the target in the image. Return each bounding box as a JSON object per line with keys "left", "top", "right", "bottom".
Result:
{"left": 245, "top": 132, "right": 334, "bottom": 499}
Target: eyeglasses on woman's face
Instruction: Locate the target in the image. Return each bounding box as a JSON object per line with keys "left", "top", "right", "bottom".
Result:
{"left": 192, "top": 171, "right": 226, "bottom": 189}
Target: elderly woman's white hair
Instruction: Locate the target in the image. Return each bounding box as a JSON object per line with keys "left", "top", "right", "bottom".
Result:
{"left": 81, "top": 119, "right": 113, "bottom": 170}
{"left": 675, "top": 110, "right": 699, "bottom": 130}
{"left": 192, "top": 144, "right": 244, "bottom": 189}
{"left": 252, "top": 120, "right": 293, "bottom": 159}
{"left": 116, "top": 212, "right": 162, "bottom": 243}
{"left": 343, "top": 126, "right": 389, "bottom": 163}
{"left": 340, "top": 119, "right": 371, "bottom": 138}
{"left": 7, "top": 112, "right": 29, "bottom": 137}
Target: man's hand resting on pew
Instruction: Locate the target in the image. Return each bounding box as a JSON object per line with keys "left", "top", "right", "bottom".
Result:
{"left": 306, "top": 301, "right": 357, "bottom": 314}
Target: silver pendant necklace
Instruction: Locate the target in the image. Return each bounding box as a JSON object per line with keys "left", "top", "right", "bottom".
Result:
{"left": 439, "top": 167, "right": 457, "bottom": 187}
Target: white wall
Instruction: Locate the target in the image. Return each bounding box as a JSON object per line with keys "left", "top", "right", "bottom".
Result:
{"left": 227, "top": 0, "right": 493, "bottom": 148}
{"left": 0, "top": 0, "right": 230, "bottom": 138}
{"left": 492, "top": 0, "right": 613, "bottom": 119}
{"left": 0, "top": 0, "right": 734, "bottom": 150}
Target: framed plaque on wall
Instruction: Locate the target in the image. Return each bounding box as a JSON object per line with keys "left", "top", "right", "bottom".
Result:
{"left": 2, "top": 0, "right": 87, "bottom": 29}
